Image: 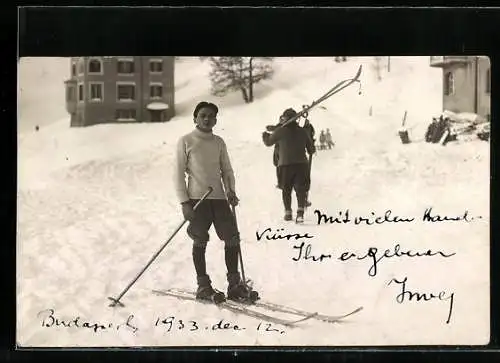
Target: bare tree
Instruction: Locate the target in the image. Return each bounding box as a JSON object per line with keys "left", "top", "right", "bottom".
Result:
{"left": 206, "top": 57, "right": 274, "bottom": 103}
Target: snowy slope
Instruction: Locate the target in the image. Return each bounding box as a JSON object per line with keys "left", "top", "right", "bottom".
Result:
{"left": 17, "top": 57, "right": 489, "bottom": 347}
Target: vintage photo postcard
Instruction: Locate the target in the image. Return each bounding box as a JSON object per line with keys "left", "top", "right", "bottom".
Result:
{"left": 17, "top": 56, "right": 490, "bottom": 347}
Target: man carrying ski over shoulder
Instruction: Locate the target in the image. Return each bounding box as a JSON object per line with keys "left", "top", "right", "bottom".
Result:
{"left": 262, "top": 108, "right": 316, "bottom": 223}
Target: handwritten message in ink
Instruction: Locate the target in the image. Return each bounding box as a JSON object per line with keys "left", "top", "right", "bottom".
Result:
{"left": 36, "top": 309, "right": 286, "bottom": 336}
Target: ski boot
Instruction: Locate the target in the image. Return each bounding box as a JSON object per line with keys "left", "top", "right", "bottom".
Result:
{"left": 295, "top": 209, "right": 305, "bottom": 224}
{"left": 284, "top": 210, "right": 293, "bottom": 221}
{"left": 196, "top": 275, "right": 225, "bottom": 304}
{"left": 227, "top": 272, "right": 259, "bottom": 303}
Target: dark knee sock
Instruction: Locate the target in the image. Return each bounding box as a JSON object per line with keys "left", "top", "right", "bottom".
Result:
{"left": 282, "top": 188, "right": 292, "bottom": 210}
{"left": 192, "top": 245, "right": 207, "bottom": 277}
{"left": 224, "top": 245, "right": 240, "bottom": 274}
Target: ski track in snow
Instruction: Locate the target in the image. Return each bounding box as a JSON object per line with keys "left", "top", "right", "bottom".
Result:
{"left": 17, "top": 57, "right": 490, "bottom": 347}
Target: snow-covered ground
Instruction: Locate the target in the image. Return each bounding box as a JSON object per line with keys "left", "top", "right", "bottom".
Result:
{"left": 17, "top": 57, "right": 490, "bottom": 347}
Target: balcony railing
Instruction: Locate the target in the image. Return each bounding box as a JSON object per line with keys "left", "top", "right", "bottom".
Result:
{"left": 430, "top": 56, "right": 471, "bottom": 67}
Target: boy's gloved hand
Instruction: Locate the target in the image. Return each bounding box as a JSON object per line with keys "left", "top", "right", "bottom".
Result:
{"left": 226, "top": 190, "right": 239, "bottom": 206}
{"left": 262, "top": 132, "right": 271, "bottom": 143}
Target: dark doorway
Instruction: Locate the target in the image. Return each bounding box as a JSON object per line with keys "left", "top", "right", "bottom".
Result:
{"left": 150, "top": 110, "right": 164, "bottom": 122}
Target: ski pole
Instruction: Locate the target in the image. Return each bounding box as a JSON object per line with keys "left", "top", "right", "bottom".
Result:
{"left": 230, "top": 205, "right": 247, "bottom": 286}
{"left": 108, "top": 187, "right": 213, "bottom": 307}
{"left": 231, "top": 205, "right": 259, "bottom": 301}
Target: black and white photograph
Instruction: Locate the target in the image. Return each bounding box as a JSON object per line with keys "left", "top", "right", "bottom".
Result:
{"left": 17, "top": 55, "right": 490, "bottom": 347}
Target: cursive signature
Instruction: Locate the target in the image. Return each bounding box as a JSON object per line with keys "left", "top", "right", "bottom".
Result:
{"left": 388, "top": 276, "right": 455, "bottom": 324}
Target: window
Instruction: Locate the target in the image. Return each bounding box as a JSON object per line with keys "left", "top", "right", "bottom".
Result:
{"left": 444, "top": 71, "right": 454, "bottom": 96}
{"left": 71, "top": 63, "right": 77, "bottom": 76}
{"left": 117, "top": 59, "right": 135, "bottom": 74}
{"left": 78, "top": 60, "right": 85, "bottom": 75}
{"left": 89, "top": 83, "right": 103, "bottom": 101}
{"left": 117, "top": 83, "right": 136, "bottom": 101}
{"left": 78, "top": 84, "right": 84, "bottom": 102}
{"left": 88, "top": 58, "right": 103, "bottom": 74}
{"left": 150, "top": 84, "right": 163, "bottom": 99}
{"left": 115, "top": 109, "right": 137, "bottom": 121}
{"left": 486, "top": 68, "right": 490, "bottom": 94}
{"left": 150, "top": 59, "right": 163, "bottom": 73}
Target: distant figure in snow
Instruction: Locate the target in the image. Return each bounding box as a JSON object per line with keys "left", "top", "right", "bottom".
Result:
{"left": 174, "top": 101, "right": 256, "bottom": 303}
{"left": 262, "top": 108, "right": 315, "bottom": 224}
{"left": 425, "top": 118, "right": 439, "bottom": 143}
{"left": 325, "top": 128, "right": 334, "bottom": 149}
{"left": 433, "top": 115, "right": 447, "bottom": 143}
{"left": 438, "top": 117, "right": 454, "bottom": 145}
{"left": 35, "top": 125, "right": 39, "bottom": 132}
{"left": 428, "top": 115, "right": 450, "bottom": 144}
{"left": 319, "top": 130, "right": 327, "bottom": 150}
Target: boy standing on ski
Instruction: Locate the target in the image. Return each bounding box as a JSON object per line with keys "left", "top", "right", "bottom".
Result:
{"left": 262, "top": 108, "right": 316, "bottom": 223}
{"left": 174, "top": 101, "right": 255, "bottom": 303}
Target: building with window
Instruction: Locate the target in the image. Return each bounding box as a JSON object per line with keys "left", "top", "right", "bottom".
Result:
{"left": 430, "top": 56, "right": 490, "bottom": 120}
{"left": 65, "top": 57, "right": 175, "bottom": 127}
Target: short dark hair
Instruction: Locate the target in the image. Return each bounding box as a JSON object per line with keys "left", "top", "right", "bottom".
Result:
{"left": 193, "top": 101, "right": 219, "bottom": 118}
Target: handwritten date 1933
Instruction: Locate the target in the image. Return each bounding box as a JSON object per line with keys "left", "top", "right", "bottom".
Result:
{"left": 154, "top": 316, "right": 246, "bottom": 332}
{"left": 154, "top": 316, "right": 285, "bottom": 334}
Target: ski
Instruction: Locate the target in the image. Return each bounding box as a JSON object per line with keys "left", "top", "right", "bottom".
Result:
{"left": 152, "top": 289, "right": 318, "bottom": 327}
{"left": 279, "top": 65, "right": 363, "bottom": 129}
{"left": 166, "top": 288, "right": 363, "bottom": 324}
{"left": 253, "top": 300, "right": 363, "bottom": 324}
